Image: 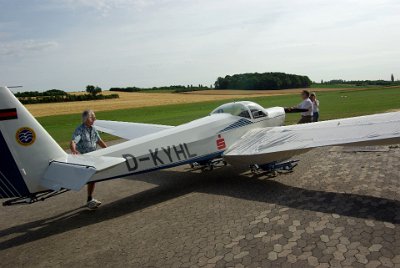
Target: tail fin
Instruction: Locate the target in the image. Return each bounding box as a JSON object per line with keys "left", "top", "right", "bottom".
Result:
{"left": 0, "top": 87, "right": 67, "bottom": 198}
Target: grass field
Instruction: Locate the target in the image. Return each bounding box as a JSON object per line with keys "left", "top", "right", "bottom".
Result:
{"left": 37, "top": 87, "right": 400, "bottom": 149}
{"left": 25, "top": 86, "right": 393, "bottom": 117}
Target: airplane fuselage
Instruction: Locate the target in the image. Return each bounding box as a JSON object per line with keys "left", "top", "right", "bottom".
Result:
{"left": 89, "top": 107, "right": 285, "bottom": 182}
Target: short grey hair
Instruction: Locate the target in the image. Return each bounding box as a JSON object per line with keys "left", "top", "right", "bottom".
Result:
{"left": 310, "top": 92, "right": 317, "bottom": 97}
{"left": 82, "top": 109, "right": 94, "bottom": 123}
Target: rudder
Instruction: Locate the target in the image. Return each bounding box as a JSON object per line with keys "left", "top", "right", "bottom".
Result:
{"left": 0, "top": 131, "right": 30, "bottom": 198}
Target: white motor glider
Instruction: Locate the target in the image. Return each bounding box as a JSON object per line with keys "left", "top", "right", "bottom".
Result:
{"left": 0, "top": 86, "right": 399, "bottom": 205}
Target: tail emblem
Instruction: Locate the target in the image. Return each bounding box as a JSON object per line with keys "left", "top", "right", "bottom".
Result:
{"left": 16, "top": 127, "right": 36, "bottom": 146}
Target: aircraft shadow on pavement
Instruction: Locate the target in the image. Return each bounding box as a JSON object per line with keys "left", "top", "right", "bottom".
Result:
{"left": 0, "top": 166, "right": 398, "bottom": 250}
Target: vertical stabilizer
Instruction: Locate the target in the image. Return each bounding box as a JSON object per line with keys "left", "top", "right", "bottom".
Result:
{"left": 0, "top": 87, "right": 67, "bottom": 198}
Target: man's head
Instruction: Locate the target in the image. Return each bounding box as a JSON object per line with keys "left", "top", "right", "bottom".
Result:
{"left": 82, "top": 110, "right": 96, "bottom": 126}
{"left": 301, "top": 90, "right": 310, "bottom": 100}
{"left": 310, "top": 92, "right": 316, "bottom": 101}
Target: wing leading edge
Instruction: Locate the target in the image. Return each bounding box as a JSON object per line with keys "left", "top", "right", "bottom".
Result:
{"left": 224, "top": 112, "right": 400, "bottom": 166}
{"left": 95, "top": 120, "right": 174, "bottom": 140}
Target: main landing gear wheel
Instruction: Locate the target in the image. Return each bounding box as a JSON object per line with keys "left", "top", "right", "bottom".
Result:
{"left": 249, "top": 160, "right": 299, "bottom": 177}
{"left": 190, "top": 158, "right": 227, "bottom": 172}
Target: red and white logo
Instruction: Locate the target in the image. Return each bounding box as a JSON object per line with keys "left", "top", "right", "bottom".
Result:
{"left": 216, "top": 135, "right": 226, "bottom": 150}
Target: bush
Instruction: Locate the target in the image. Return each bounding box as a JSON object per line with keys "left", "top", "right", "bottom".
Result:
{"left": 110, "top": 87, "right": 141, "bottom": 92}
{"left": 18, "top": 93, "right": 119, "bottom": 104}
{"left": 109, "top": 85, "right": 209, "bottom": 92}
{"left": 14, "top": 89, "right": 68, "bottom": 97}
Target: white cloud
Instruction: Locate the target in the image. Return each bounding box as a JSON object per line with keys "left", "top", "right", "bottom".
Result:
{"left": 48, "top": 0, "right": 162, "bottom": 14}
{"left": 0, "top": 40, "right": 59, "bottom": 57}
{"left": 1, "top": 0, "right": 399, "bottom": 90}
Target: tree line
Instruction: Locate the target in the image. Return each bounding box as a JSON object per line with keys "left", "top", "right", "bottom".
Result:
{"left": 214, "top": 72, "right": 312, "bottom": 90}
{"left": 15, "top": 85, "right": 119, "bottom": 105}
{"left": 110, "top": 85, "right": 209, "bottom": 93}
{"left": 14, "top": 89, "right": 68, "bottom": 97}
{"left": 320, "top": 79, "right": 400, "bottom": 86}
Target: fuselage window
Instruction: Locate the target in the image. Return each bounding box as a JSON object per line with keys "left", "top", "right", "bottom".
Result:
{"left": 238, "top": 110, "right": 251, "bottom": 119}
{"left": 251, "top": 109, "right": 266, "bottom": 119}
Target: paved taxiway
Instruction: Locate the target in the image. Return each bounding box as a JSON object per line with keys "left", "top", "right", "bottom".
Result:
{"left": 0, "top": 146, "right": 399, "bottom": 267}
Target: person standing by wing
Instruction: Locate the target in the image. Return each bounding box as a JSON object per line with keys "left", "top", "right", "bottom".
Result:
{"left": 310, "top": 92, "right": 320, "bottom": 122}
{"left": 70, "top": 110, "right": 107, "bottom": 209}
{"left": 290, "top": 90, "right": 313, "bottom": 124}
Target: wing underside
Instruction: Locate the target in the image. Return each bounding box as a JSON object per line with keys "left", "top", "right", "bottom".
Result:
{"left": 224, "top": 112, "right": 400, "bottom": 166}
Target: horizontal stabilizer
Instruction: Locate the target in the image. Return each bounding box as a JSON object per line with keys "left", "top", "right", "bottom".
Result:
{"left": 95, "top": 120, "right": 173, "bottom": 140}
{"left": 41, "top": 155, "right": 125, "bottom": 191}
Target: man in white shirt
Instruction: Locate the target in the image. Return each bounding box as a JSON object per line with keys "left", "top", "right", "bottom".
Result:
{"left": 292, "top": 90, "right": 313, "bottom": 124}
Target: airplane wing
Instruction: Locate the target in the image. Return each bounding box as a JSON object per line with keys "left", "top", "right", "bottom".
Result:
{"left": 224, "top": 112, "right": 400, "bottom": 166}
{"left": 95, "top": 120, "right": 174, "bottom": 140}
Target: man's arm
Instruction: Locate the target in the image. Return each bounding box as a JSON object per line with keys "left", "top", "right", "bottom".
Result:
{"left": 97, "top": 139, "right": 107, "bottom": 149}
{"left": 285, "top": 101, "right": 308, "bottom": 113}
{"left": 292, "top": 101, "right": 303, "bottom": 110}
{"left": 71, "top": 126, "right": 82, "bottom": 154}
{"left": 94, "top": 128, "right": 107, "bottom": 148}
{"left": 70, "top": 141, "right": 80, "bottom": 154}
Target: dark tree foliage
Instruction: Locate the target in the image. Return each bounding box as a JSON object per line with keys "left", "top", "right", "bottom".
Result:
{"left": 110, "top": 85, "right": 209, "bottom": 93}
{"left": 14, "top": 89, "right": 68, "bottom": 97}
{"left": 322, "top": 79, "right": 400, "bottom": 86}
{"left": 214, "top": 72, "right": 312, "bottom": 90}
{"left": 15, "top": 87, "right": 118, "bottom": 105}
{"left": 391, "top": 74, "right": 394, "bottom": 82}
{"left": 18, "top": 94, "right": 119, "bottom": 105}
{"left": 86, "top": 85, "right": 102, "bottom": 96}
{"left": 110, "top": 87, "right": 142, "bottom": 92}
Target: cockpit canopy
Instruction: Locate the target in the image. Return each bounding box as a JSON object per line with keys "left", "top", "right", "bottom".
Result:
{"left": 211, "top": 101, "right": 267, "bottom": 119}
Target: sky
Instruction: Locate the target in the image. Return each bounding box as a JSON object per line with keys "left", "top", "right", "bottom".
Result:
{"left": 0, "top": 0, "right": 399, "bottom": 91}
